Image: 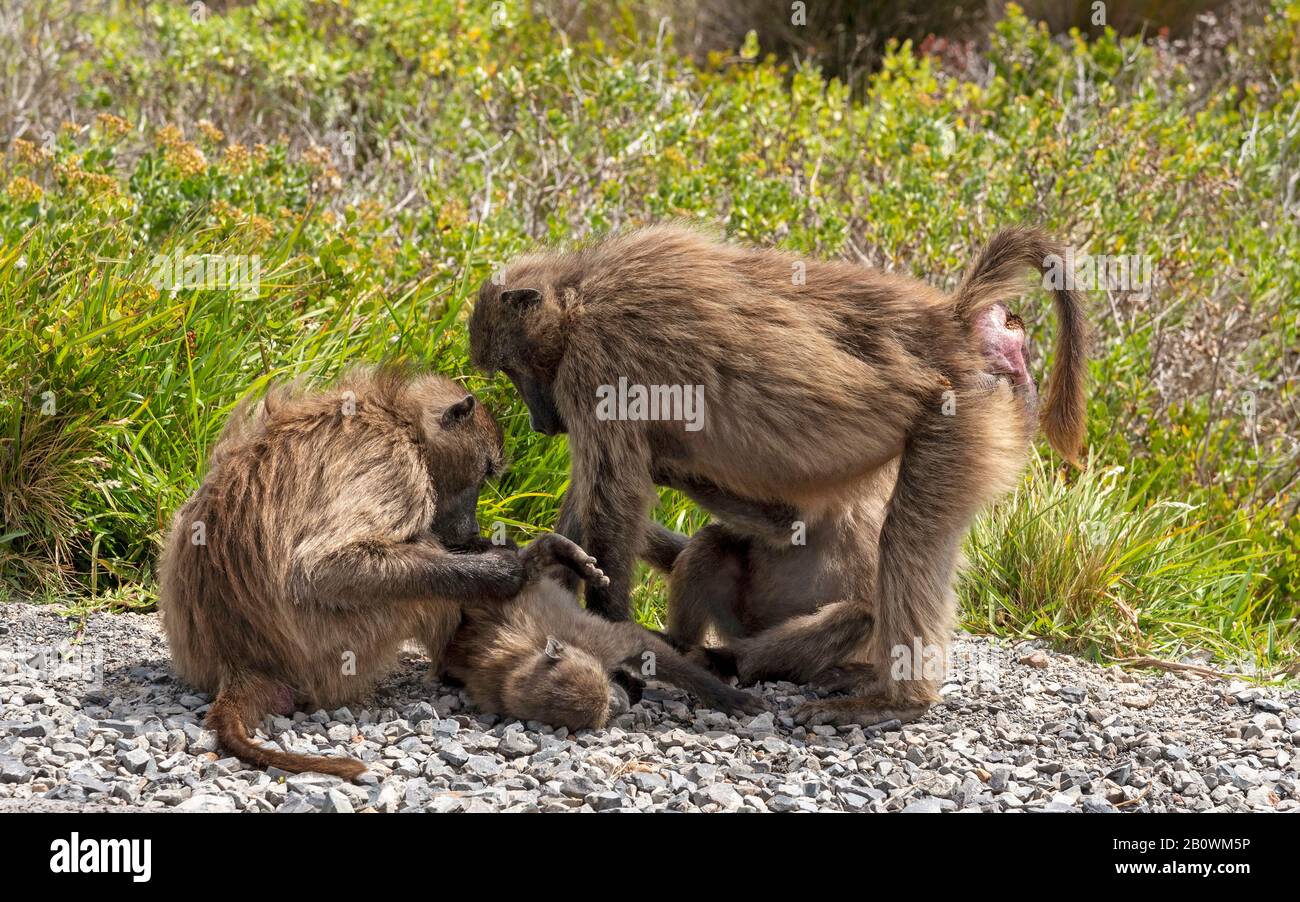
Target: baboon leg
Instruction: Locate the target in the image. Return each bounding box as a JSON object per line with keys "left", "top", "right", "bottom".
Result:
{"left": 809, "top": 389, "right": 1028, "bottom": 723}
{"left": 666, "top": 525, "right": 748, "bottom": 647}
{"left": 416, "top": 604, "right": 464, "bottom": 680}
{"left": 292, "top": 537, "right": 522, "bottom": 607}
{"left": 655, "top": 466, "right": 797, "bottom": 545}
{"left": 731, "top": 600, "right": 874, "bottom": 685}
{"left": 793, "top": 693, "right": 929, "bottom": 728}
{"left": 641, "top": 521, "right": 688, "bottom": 573}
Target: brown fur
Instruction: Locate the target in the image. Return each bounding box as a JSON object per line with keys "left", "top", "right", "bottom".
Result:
{"left": 469, "top": 224, "right": 1087, "bottom": 725}
{"left": 662, "top": 312, "right": 1044, "bottom": 721}
{"left": 445, "top": 575, "right": 764, "bottom": 729}
{"left": 159, "top": 367, "right": 520, "bottom": 780}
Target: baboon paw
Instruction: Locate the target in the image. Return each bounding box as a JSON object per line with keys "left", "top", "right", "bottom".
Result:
{"left": 811, "top": 663, "right": 878, "bottom": 694}
{"left": 523, "top": 533, "right": 608, "bottom": 586}
{"left": 580, "top": 559, "right": 609, "bottom": 587}
{"left": 718, "top": 688, "right": 767, "bottom": 717}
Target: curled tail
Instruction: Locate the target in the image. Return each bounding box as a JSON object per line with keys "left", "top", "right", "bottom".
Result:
{"left": 206, "top": 674, "right": 366, "bottom": 781}
{"left": 954, "top": 227, "right": 1089, "bottom": 465}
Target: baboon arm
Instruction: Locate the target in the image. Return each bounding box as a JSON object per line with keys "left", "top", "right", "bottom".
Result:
{"left": 731, "top": 600, "right": 874, "bottom": 685}
{"left": 291, "top": 536, "right": 523, "bottom": 609}
{"left": 570, "top": 441, "right": 655, "bottom": 621}
{"left": 624, "top": 630, "right": 763, "bottom": 716}
{"left": 654, "top": 466, "right": 796, "bottom": 544}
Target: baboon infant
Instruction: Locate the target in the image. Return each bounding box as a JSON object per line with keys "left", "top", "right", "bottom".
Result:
{"left": 470, "top": 225, "right": 1086, "bottom": 726}
{"left": 444, "top": 573, "right": 763, "bottom": 729}
{"left": 160, "top": 369, "right": 758, "bottom": 779}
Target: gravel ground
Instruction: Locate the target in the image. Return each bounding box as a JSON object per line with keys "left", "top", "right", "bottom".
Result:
{"left": 0, "top": 602, "right": 1296, "bottom": 813}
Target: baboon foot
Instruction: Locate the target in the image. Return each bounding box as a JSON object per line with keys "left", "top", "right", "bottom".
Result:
{"left": 716, "top": 686, "right": 767, "bottom": 717}
{"left": 521, "top": 533, "right": 609, "bottom": 587}
{"left": 793, "top": 694, "right": 930, "bottom": 728}
{"left": 810, "top": 662, "right": 878, "bottom": 694}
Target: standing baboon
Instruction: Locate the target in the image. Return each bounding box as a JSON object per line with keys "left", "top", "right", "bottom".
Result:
{"left": 661, "top": 304, "right": 1042, "bottom": 711}
{"left": 159, "top": 368, "right": 577, "bottom": 779}
{"left": 469, "top": 225, "right": 1086, "bottom": 725}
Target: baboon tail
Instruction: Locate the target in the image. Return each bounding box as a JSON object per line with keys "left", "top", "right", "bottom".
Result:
{"left": 207, "top": 675, "right": 366, "bottom": 781}
{"left": 641, "top": 521, "right": 688, "bottom": 573}
{"left": 953, "top": 226, "right": 1088, "bottom": 465}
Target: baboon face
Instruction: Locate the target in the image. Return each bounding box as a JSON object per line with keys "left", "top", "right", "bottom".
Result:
{"left": 413, "top": 377, "right": 506, "bottom": 548}
{"left": 469, "top": 280, "right": 567, "bottom": 436}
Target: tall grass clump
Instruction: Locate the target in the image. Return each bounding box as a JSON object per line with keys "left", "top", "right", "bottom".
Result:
{"left": 963, "top": 453, "right": 1279, "bottom": 670}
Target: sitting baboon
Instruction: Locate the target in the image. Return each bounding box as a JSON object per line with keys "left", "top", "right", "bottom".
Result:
{"left": 159, "top": 368, "right": 586, "bottom": 779}
{"left": 159, "top": 368, "right": 756, "bottom": 779}
{"left": 469, "top": 225, "right": 1086, "bottom": 725}
{"left": 662, "top": 304, "right": 1042, "bottom": 715}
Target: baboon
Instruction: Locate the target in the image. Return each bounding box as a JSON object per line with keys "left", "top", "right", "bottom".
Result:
{"left": 661, "top": 304, "right": 1041, "bottom": 707}
{"left": 159, "top": 368, "right": 589, "bottom": 780}
{"left": 444, "top": 572, "right": 764, "bottom": 729}
{"left": 469, "top": 225, "right": 1086, "bottom": 725}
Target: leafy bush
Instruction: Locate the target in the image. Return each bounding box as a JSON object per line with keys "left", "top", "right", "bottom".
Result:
{"left": 0, "top": 0, "right": 1295, "bottom": 670}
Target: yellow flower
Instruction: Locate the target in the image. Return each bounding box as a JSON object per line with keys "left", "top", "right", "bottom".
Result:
{"left": 223, "top": 143, "right": 250, "bottom": 173}
{"left": 248, "top": 214, "right": 274, "bottom": 240}
{"left": 10, "top": 138, "right": 50, "bottom": 165}
{"left": 94, "top": 113, "right": 132, "bottom": 138}
{"left": 156, "top": 125, "right": 185, "bottom": 149}
{"left": 196, "top": 119, "right": 225, "bottom": 144}
{"left": 5, "top": 176, "right": 43, "bottom": 203}
{"left": 167, "top": 141, "right": 208, "bottom": 177}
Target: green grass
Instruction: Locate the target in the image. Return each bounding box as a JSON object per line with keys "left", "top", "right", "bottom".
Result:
{"left": 0, "top": 0, "right": 1297, "bottom": 675}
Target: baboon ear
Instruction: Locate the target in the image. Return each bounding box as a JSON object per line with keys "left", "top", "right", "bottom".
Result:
{"left": 440, "top": 394, "right": 476, "bottom": 428}
{"left": 544, "top": 636, "right": 566, "bottom": 659}
{"left": 500, "top": 287, "right": 542, "bottom": 307}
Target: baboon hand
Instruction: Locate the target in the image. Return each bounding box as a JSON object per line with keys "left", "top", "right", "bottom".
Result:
{"left": 811, "top": 662, "right": 878, "bottom": 694}
{"left": 707, "top": 684, "right": 766, "bottom": 717}
{"left": 689, "top": 645, "right": 739, "bottom": 679}
{"left": 520, "top": 533, "right": 610, "bottom": 587}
